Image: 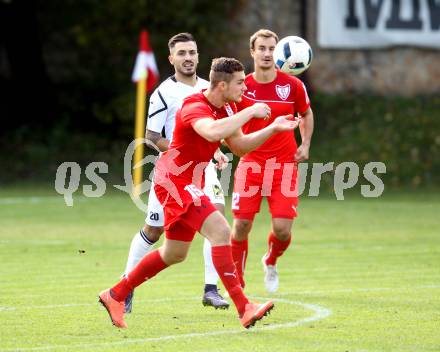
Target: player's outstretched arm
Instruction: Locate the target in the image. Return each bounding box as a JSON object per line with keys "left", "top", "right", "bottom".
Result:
{"left": 225, "top": 115, "right": 299, "bottom": 156}
{"left": 192, "top": 103, "right": 270, "bottom": 143}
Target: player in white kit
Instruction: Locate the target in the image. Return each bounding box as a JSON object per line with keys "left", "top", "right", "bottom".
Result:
{"left": 123, "top": 33, "right": 228, "bottom": 312}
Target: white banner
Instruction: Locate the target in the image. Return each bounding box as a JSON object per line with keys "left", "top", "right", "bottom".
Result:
{"left": 318, "top": 0, "right": 440, "bottom": 48}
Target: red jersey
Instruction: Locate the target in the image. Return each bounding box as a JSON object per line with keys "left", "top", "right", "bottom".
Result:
{"left": 155, "top": 92, "right": 236, "bottom": 190}
{"left": 237, "top": 70, "right": 310, "bottom": 164}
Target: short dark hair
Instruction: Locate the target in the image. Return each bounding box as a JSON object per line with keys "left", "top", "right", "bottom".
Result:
{"left": 209, "top": 57, "right": 244, "bottom": 88}
{"left": 168, "top": 32, "right": 195, "bottom": 49}
{"left": 249, "top": 29, "right": 279, "bottom": 50}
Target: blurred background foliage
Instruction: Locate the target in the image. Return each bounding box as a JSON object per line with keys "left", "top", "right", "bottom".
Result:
{"left": 8, "top": 0, "right": 242, "bottom": 135}
{"left": 0, "top": 0, "right": 439, "bottom": 188}
{"left": 310, "top": 94, "right": 440, "bottom": 189}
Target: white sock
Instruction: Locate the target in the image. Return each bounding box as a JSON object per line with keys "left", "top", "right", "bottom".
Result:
{"left": 203, "top": 238, "right": 220, "bottom": 285}
{"left": 124, "top": 230, "right": 154, "bottom": 275}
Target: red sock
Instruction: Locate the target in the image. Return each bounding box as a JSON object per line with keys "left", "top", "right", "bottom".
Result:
{"left": 264, "top": 232, "right": 292, "bottom": 266}
{"left": 211, "top": 245, "right": 249, "bottom": 316}
{"left": 111, "top": 249, "right": 168, "bottom": 301}
{"left": 230, "top": 238, "right": 248, "bottom": 288}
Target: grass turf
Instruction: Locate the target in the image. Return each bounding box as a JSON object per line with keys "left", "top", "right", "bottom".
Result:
{"left": 0, "top": 188, "right": 439, "bottom": 351}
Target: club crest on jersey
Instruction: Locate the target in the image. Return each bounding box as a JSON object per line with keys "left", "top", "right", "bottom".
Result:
{"left": 275, "top": 84, "right": 290, "bottom": 101}
{"left": 224, "top": 103, "right": 234, "bottom": 116}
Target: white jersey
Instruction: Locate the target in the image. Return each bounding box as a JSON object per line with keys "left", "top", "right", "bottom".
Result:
{"left": 147, "top": 75, "right": 209, "bottom": 141}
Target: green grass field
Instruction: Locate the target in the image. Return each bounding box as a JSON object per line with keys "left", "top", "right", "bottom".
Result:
{"left": 1, "top": 188, "right": 439, "bottom": 351}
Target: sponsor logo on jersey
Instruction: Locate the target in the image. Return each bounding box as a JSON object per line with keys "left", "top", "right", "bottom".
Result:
{"left": 224, "top": 103, "right": 234, "bottom": 117}
{"left": 213, "top": 184, "right": 224, "bottom": 198}
{"left": 275, "top": 84, "right": 290, "bottom": 101}
{"left": 224, "top": 271, "right": 237, "bottom": 278}
{"left": 247, "top": 90, "right": 256, "bottom": 98}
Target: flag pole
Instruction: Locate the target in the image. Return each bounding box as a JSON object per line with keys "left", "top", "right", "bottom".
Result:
{"left": 131, "top": 30, "right": 158, "bottom": 198}
{"left": 133, "top": 71, "right": 147, "bottom": 197}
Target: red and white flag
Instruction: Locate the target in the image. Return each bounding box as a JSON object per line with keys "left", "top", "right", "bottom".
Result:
{"left": 131, "top": 30, "right": 159, "bottom": 91}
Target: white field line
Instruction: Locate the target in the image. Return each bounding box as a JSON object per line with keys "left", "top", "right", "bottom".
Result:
{"left": 0, "top": 297, "right": 331, "bottom": 351}
{"left": 1, "top": 284, "right": 438, "bottom": 313}
{"left": 1, "top": 275, "right": 207, "bottom": 295}
{"left": 0, "top": 296, "right": 187, "bottom": 312}
{"left": 3, "top": 268, "right": 438, "bottom": 295}
{"left": 275, "top": 284, "right": 440, "bottom": 296}
{"left": 1, "top": 266, "right": 437, "bottom": 288}
{"left": 0, "top": 195, "right": 131, "bottom": 205}
{"left": 1, "top": 271, "right": 202, "bottom": 284}
{"left": 0, "top": 196, "right": 83, "bottom": 205}
{"left": 1, "top": 284, "right": 439, "bottom": 307}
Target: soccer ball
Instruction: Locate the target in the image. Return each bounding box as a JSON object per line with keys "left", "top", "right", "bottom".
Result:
{"left": 273, "top": 36, "right": 313, "bottom": 76}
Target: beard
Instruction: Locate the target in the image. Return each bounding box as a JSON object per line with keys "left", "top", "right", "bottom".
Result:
{"left": 176, "top": 65, "right": 196, "bottom": 77}
{"left": 225, "top": 91, "right": 242, "bottom": 103}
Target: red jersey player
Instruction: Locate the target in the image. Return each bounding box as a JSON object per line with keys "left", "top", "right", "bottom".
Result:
{"left": 98, "top": 57, "right": 300, "bottom": 329}
{"left": 231, "top": 29, "right": 314, "bottom": 293}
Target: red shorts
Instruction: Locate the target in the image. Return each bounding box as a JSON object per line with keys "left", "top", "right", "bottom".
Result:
{"left": 232, "top": 160, "right": 298, "bottom": 220}
{"left": 154, "top": 182, "right": 217, "bottom": 242}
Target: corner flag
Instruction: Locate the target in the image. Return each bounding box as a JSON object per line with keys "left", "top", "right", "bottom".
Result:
{"left": 132, "top": 30, "right": 159, "bottom": 197}
{"left": 132, "top": 30, "right": 159, "bottom": 88}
